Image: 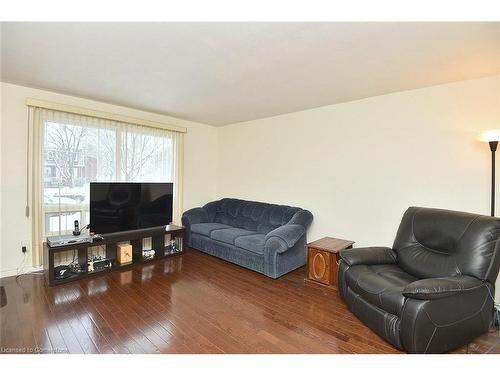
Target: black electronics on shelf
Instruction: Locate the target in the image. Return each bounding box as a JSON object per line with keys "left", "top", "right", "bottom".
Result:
{"left": 43, "top": 225, "right": 184, "bottom": 286}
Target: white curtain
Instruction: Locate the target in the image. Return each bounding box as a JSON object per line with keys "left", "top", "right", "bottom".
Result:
{"left": 28, "top": 107, "right": 184, "bottom": 266}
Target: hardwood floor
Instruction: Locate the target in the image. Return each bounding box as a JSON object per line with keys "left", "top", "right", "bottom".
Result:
{"left": 1, "top": 248, "right": 499, "bottom": 354}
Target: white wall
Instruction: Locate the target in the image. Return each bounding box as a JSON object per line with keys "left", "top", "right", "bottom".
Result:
{"left": 0, "top": 82, "right": 218, "bottom": 277}
{"left": 0, "top": 25, "right": 3, "bottom": 278}
{"left": 2, "top": 76, "right": 500, "bottom": 304}
{"left": 217, "top": 75, "right": 500, "bottom": 303}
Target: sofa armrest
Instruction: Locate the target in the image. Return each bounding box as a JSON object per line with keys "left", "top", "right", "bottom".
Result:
{"left": 339, "top": 247, "right": 396, "bottom": 266}
{"left": 181, "top": 207, "right": 209, "bottom": 227}
{"left": 402, "top": 276, "right": 484, "bottom": 300}
{"left": 265, "top": 224, "right": 306, "bottom": 253}
{"left": 287, "top": 209, "right": 313, "bottom": 228}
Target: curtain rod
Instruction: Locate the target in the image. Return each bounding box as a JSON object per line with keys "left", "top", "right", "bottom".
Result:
{"left": 25, "top": 98, "right": 188, "bottom": 134}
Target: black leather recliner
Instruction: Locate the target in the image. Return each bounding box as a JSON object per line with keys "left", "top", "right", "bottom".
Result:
{"left": 337, "top": 207, "right": 500, "bottom": 353}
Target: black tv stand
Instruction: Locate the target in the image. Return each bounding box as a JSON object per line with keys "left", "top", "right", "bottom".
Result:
{"left": 43, "top": 225, "right": 184, "bottom": 286}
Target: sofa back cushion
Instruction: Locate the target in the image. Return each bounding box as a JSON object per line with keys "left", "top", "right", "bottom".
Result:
{"left": 393, "top": 207, "right": 500, "bottom": 283}
{"left": 211, "top": 198, "right": 301, "bottom": 234}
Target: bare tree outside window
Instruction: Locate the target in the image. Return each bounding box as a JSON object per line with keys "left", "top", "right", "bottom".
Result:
{"left": 45, "top": 122, "right": 88, "bottom": 188}
{"left": 86, "top": 128, "right": 116, "bottom": 181}
{"left": 43, "top": 119, "right": 173, "bottom": 235}
{"left": 121, "top": 132, "right": 167, "bottom": 181}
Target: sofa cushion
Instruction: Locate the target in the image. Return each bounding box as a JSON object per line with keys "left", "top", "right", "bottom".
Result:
{"left": 345, "top": 264, "right": 417, "bottom": 316}
{"left": 213, "top": 198, "right": 302, "bottom": 234}
{"left": 191, "top": 233, "right": 265, "bottom": 274}
{"left": 210, "top": 227, "right": 256, "bottom": 245}
{"left": 234, "top": 234, "right": 266, "bottom": 254}
{"left": 191, "top": 223, "right": 232, "bottom": 237}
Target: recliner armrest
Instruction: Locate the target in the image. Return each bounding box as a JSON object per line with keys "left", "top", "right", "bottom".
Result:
{"left": 339, "top": 247, "right": 396, "bottom": 266}
{"left": 181, "top": 207, "right": 209, "bottom": 226}
{"left": 265, "top": 224, "right": 306, "bottom": 253}
{"left": 402, "top": 275, "right": 484, "bottom": 300}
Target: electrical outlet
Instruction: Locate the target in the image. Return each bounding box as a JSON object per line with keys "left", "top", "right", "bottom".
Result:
{"left": 21, "top": 240, "right": 30, "bottom": 254}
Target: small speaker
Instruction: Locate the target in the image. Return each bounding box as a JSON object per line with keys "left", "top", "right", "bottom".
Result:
{"left": 54, "top": 265, "right": 72, "bottom": 280}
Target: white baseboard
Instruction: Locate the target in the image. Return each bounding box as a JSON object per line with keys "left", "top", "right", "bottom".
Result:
{"left": 0, "top": 265, "right": 44, "bottom": 279}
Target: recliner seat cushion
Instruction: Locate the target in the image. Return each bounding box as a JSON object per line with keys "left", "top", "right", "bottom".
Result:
{"left": 190, "top": 223, "right": 232, "bottom": 237}
{"left": 210, "top": 227, "right": 256, "bottom": 245}
{"left": 345, "top": 264, "right": 417, "bottom": 316}
{"left": 345, "top": 286, "right": 403, "bottom": 349}
{"left": 234, "top": 234, "right": 266, "bottom": 254}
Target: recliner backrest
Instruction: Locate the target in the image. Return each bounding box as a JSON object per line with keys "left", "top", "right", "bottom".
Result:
{"left": 209, "top": 198, "right": 301, "bottom": 234}
{"left": 393, "top": 207, "right": 500, "bottom": 283}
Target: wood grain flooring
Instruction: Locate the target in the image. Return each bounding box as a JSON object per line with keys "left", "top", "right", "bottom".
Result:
{"left": 0, "top": 248, "right": 499, "bottom": 354}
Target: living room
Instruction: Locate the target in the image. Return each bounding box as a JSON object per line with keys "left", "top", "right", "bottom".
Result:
{"left": 1, "top": 0, "right": 500, "bottom": 371}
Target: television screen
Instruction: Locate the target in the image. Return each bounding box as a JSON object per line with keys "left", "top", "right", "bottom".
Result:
{"left": 90, "top": 182, "right": 173, "bottom": 234}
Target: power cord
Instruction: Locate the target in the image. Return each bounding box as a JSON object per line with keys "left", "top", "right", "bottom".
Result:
{"left": 485, "top": 283, "right": 500, "bottom": 331}
{"left": 15, "top": 269, "right": 45, "bottom": 303}
{"left": 15, "top": 251, "right": 28, "bottom": 277}
{"left": 15, "top": 250, "right": 45, "bottom": 303}
{"left": 485, "top": 308, "right": 500, "bottom": 354}
{"left": 464, "top": 284, "right": 500, "bottom": 353}
{"left": 480, "top": 283, "right": 500, "bottom": 353}
{"left": 15, "top": 251, "right": 31, "bottom": 303}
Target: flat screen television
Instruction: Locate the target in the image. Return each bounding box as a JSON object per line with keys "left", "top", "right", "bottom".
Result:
{"left": 90, "top": 182, "right": 173, "bottom": 234}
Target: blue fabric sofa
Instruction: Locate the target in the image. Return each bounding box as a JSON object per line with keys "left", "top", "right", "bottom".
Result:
{"left": 182, "top": 198, "right": 313, "bottom": 278}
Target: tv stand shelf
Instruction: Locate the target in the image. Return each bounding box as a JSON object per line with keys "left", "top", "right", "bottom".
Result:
{"left": 43, "top": 225, "right": 184, "bottom": 286}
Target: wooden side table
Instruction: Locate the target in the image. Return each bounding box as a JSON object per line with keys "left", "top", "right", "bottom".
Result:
{"left": 304, "top": 237, "right": 355, "bottom": 290}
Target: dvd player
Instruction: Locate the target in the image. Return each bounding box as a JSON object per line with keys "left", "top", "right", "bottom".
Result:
{"left": 47, "top": 234, "right": 93, "bottom": 248}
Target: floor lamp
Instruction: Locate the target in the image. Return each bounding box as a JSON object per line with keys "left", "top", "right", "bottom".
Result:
{"left": 480, "top": 130, "right": 500, "bottom": 217}
{"left": 480, "top": 131, "right": 500, "bottom": 332}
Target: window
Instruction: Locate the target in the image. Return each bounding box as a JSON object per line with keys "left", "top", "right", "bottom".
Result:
{"left": 28, "top": 103, "right": 184, "bottom": 267}
{"left": 39, "top": 110, "right": 176, "bottom": 236}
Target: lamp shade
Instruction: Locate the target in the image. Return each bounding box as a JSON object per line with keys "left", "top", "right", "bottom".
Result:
{"left": 478, "top": 129, "right": 500, "bottom": 142}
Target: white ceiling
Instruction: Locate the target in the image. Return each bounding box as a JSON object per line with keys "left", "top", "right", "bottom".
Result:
{"left": 1, "top": 22, "right": 499, "bottom": 126}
